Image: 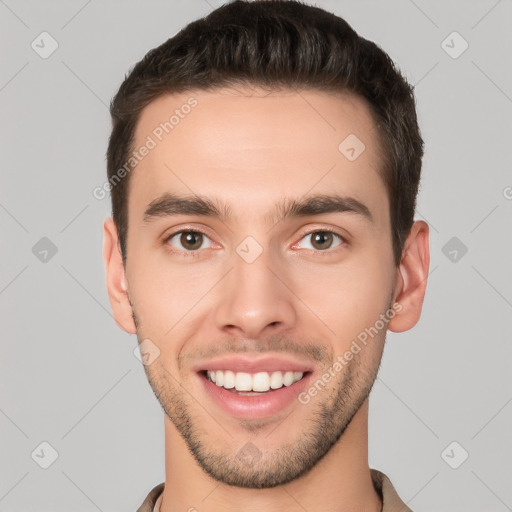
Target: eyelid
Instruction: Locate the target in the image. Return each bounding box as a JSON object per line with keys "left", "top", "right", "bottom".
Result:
{"left": 163, "top": 224, "right": 213, "bottom": 241}
{"left": 294, "top": 224, "right": 350, "bottom": 243}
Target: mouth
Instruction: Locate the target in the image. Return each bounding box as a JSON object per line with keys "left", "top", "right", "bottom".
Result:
{"left": 196, "top": 360, "right": 313, "bottom": 420}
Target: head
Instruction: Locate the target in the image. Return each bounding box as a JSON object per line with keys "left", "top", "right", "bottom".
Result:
{"left": 104, "top": 0, "right": 429, "bottom": 489}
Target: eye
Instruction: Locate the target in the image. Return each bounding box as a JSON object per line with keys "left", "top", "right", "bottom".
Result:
{"left": 295, "top": 230, "right": 344, "bottom": 251}
{"left": 166, "top": 230, "right": 213, "bottom": 252}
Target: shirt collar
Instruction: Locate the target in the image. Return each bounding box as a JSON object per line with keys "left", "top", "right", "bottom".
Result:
{"left": 137, "top": 469, "right": 412, "bottom": 512}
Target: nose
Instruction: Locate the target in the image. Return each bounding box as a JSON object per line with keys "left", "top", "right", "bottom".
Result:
{"left": 212, "top": 246, "right": 297, "bottom": 339}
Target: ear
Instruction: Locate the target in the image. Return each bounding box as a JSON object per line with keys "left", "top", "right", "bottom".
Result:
{"left": 103, "top": 218, "right": 137, "bottom": 334}
{"left": 388, "top": 220, "right": 430, "bottom": 333}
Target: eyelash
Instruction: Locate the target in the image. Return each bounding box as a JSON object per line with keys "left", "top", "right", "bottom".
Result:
{"left": 163, "top": 228, "right": 347, "bottom": 257}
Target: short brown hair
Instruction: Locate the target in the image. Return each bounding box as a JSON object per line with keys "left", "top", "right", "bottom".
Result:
{"left": 107, "top": 0, "right": 423, "bottom": 266}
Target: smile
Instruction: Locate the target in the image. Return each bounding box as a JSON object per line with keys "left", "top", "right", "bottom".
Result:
{"left": 197, "top": 364, "right": 313, "bottom": 419}
{"left": 206, "top": 369, "right": 304, "bottom": 393}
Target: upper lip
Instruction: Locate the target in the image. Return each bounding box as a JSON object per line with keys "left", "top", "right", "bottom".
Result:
{"left": 193, "top": 354, "right": 314, "bottom": 374}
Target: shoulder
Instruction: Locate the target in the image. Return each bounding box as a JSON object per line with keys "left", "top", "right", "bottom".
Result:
{"left": 371, "top": 469, "right": 413, "bottom": 512}
{"left": 136, "top": 482, "right": 165, "bottom": 512}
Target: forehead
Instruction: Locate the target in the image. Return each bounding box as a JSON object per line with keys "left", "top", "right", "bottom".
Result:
{"left": 129, "top": 86, "right": 388, "bottom": 228}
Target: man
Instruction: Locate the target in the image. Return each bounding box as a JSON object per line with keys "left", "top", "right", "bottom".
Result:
{"left": 103, "top": 1, "right": 430, "bottom": 510}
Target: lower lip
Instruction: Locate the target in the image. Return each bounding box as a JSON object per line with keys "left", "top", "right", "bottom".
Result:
{"left": 199, "top": 372, "right": 312, "bottom": 420}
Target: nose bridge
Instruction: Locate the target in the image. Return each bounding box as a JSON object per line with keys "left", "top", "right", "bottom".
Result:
{"left": 213, "top": 239, "right": 296, "bottom": 337}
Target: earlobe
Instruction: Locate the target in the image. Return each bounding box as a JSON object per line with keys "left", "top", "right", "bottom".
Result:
{"left": 388, "top": 220, "right": 430, "bottom": 333}
{"left": 103, "top": 218, "right": 137, "bottom": 334}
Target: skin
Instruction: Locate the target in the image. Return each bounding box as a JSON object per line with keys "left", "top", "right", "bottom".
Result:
{"left": 103, "top": 86, "right": 430, "bottom": 512}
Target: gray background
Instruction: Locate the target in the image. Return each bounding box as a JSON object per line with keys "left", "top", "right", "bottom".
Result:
{"left": 0, "top": 0, "right": 511, "bottom": 510}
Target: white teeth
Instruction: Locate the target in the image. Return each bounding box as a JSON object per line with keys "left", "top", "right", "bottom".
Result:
{"left": 270, "top": 371, "right": 283, "bottom": 389}
{"left": 283, "top": 371, "right": 294, "bottom": 386}
{"left": 253, "top": 372, "right": 270, "bottom": 392}
{"left": 235, "top": 372, "right": 253, "bottom": 391}
{"left": 223, "top": 370, "right": 235, "bottom": 389}
{"left": 206, "top": 370, "right": 304, "bottom": 392}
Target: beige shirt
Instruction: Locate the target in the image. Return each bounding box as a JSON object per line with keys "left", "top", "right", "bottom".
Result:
{"left": 136, "top": 469, "right": 412, "bottom": 512}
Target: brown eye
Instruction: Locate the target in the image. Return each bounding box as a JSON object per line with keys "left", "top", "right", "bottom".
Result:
{"left": 311, "top": 232, "right": 333, "bottom": 250}
{"left": 297, "top": 231, "right": 343, "bottom": 251}
{"left": 181, "top": 232, "right": 203, "bottom": 250}
{"left": 167, "top": 231, "right": 211, "bottom": 251}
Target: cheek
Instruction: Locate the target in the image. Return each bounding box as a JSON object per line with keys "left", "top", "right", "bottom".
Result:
{"left": 292, "top": 254, "right": 393, "bottom": 344}
{"left": 126, "top": 251, "right": 216, "bottom": 336}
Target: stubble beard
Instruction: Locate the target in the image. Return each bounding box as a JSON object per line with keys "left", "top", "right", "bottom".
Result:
{"left": 131, "top": 300, "right": 388, "bottom": 489}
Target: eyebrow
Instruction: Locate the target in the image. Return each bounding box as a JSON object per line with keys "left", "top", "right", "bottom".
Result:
{"left": 143, "top": 192, "right": 373, "bottom": 225}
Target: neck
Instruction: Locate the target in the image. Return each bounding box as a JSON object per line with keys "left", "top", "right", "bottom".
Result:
{"left": 161, "top": 398, "right": 381, "bottom": 512}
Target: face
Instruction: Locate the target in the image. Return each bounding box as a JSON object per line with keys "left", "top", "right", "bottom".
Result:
{"left": 116, "top": 86, "right": 401, "bottom": 488}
